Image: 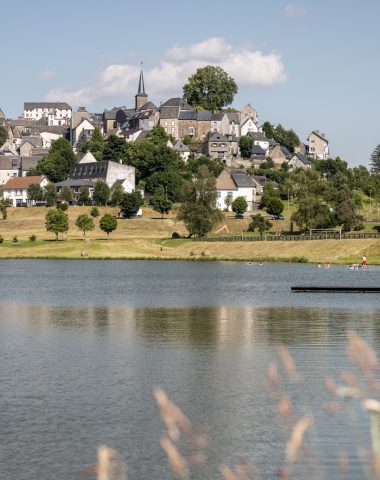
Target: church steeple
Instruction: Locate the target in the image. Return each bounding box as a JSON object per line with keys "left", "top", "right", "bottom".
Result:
{"left": 135, "top": 63, "right": 148, "bottom": 111}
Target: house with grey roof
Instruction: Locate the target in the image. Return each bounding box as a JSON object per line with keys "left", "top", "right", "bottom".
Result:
{"left": 288, "top": 153, "right": 315, "bottom": 171}
{"left": 203, "top": 132, "right": 239, "bottom": 159}
{"left": 159, "top": 97, "right": 193, "bottom": 139}
{"left": 216, "top": 169, "right": 261, "bottom": 211}
{"left": 173, "top": 140, "right": 191, "bottom": 161}
{"left": 307, "top": 130, "right": 329, "bottom": 159}
{"left": 249, "top": 131, "right": 270, "bottom": 152}
{"left": 269, "top": 144, "right": 292, "bottom": 166}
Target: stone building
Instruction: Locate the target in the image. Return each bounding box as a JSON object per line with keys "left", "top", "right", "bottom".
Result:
{"left": 307, "top": 130, "right": 329, "bottom": 159}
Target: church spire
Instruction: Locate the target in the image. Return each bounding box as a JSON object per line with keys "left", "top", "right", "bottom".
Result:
{"left": 135, "top": 62, "right": 148, "bottom": 111}
{"left": 137, "top": 62, "right": 147, "bottom": 95}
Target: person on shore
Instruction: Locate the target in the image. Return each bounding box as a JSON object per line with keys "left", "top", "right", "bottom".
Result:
{"left": 361, "top": 256, "right": 367, "bottom": 266}
{"left": 317, "top": 263, "right": 321, "bottom": 269}
{"left": 324, "top": 262, "right": 331, "bottom": 269}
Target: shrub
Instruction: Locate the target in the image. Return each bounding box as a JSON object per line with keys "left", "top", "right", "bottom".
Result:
{"left": 90, "top": 206, "right": 100, "bottom": 218}
{"left": 12, "top": 235, "right": 18, "bottom": 243}
{"left": 353, "top": 223, "right": 364, "bottom": 231}
{"left": 57, "top": 203, "right": 68, "bottom": 211}
{"left": 0, "top": 235, "right": 3, "bottom": 243}
{"left": 29, "top": 234, "right": 37, "bottom": 242}
{"left": 172, "top": 232, "right": 181, "bottom": 239}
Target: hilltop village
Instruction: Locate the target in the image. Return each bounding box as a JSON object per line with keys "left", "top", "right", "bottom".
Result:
{"left": 0, "top": 64, "right": 379, "bottom": 256}
{"left": 0, "top": 68, "right": 329, "bottom": 209}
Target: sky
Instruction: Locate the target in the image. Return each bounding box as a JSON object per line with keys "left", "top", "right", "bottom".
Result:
{"left": 2, "top": 0, "right": 380, "bottom": 167}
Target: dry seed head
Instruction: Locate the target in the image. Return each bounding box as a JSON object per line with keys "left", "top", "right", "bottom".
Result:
{"left": 160, "top": 436, "right": 189, "bottom": 478}
{"left": 335, "top": 386, "right": 360, "bottom": 399}
{"left": 338, "top": 451, "right": 349, "bottom": 474}
{"left": 267, "top": 361, "right": 280, "bottom": 385}
{"left": 277, "top": 346, "right": 298, "bottom": 380}
{"left": 278, "top": 395, "right": 293, "bottom": 417}
{"left": 153, "top": 387, "right": 192, "bottom": 440}
{"left": 341, "top": 370, "right": 358, "bottom": 387}
{"left": 363, "top": 398, "right": 380, "bottom": 413}
{"left": 220, "top": 465, "right": 239, "bottom": 480}
{"left": 323, "top": 401, "right": 342, "bottom": 415}
{"left": 97, "top": 445, "right": 127, "bottom": 480}
{"left": 347, "top": 331, "right": 378, "bottom": 373}
{"left": 286, "top": 416, "right": 313, "bottom": 463}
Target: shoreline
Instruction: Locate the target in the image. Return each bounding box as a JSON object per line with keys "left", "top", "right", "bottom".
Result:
{"left": 0, "top": 237, "right": 378, "bottom": 264}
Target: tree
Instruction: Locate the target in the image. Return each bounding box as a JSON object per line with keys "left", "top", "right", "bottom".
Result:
{"left": 0, "top": 126, "right": 7, "bottom": 148}
{"left": 232, "top": 196, "right": 248, "bottom": 216}
{"left": 248, "top": 214, "right": 272, "bottom": 238}
{"left": 45, "top": 209, "right": 69, "bottom": 240}
{"left": 261, "top": 122, "right": 275, "bottom": 140}
{"left": 120, "top": 190, "right": 143, "bottom": 218}
{"left": 239, "top": 136, "right": 253, "bottom": 158}
{"left": 60, "top": 186, "right": 73, "bottom": 203}
{"left": 186, "top": 156, "right": 224, "bottom": 178}
{"left": 0, "top": 198, "right": 12, "bottom": 220}
{"left": 146, "top": 125, "right": 170, "bottom": 145}
{"left": 370, "top": 144, "right": 380, "bottom": 173}
{"left": 76, "top": 130, "right": 88, "bottom": 153}
{"left": 75, "top": 214, "right": 95, "bottom": 238}
{"left": 183, "top": 66, "right": 238, "bottom": 111}
{"left": 99, "top": 213, "right": 118, "bottom": 239}
{"left": 27, "top": 184, "right": 44, "bottom": 202}
{"left": 84, "top": 126, "right": 104, "bottom": 161}
{"left": 177, "top": 165, "right": 223, "bottom": 236}
{"left": 261, "top": 157, "right": 275, "bottom": 169}
{"left": 90, "top": 206, "right": 99, "bottom": 218}
{"left": 93, "top": 180, "right": 110, "bottom": 206}
{"left": 260, "top": 182, "right": 276, "bottom": 209}
{"left": 266, "top": 197, "right": 284, "bottom": 216}
{"left": 29, "top": 138, "right": 77, "bottom": 183}
{"left": 224, "top": 196, "right": 233, "bottom": 211}
{"left": 149, "top": 186, "right": 173, "bottom": 218}
{"left": 44, "top": 183, "right": 57, "bottom": 207}
{"left": 110, "top": 183, "right": 125, "bottom": 207}
{"left": 77, "top": 187, "right": 91, "bottom": 206}
{"left": 103, "top": 135, "right": 127, "bottom": 162}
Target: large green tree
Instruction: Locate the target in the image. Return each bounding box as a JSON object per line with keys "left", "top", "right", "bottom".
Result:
{"left": 177, "top": 165, "right": 223, "bottom": 237}
{"left": 120, "top": 191, "right": 143, "bottom": 218}
{"left": 44, "top": 183, "right": 57, "bottom": 207}
{"left": 30, "top": 138, "right": 77, "bottom": 183}
{"left": 183, "top": 66, "right": 238, "bottom": 111}
{"left": 45, "top": 209, "right": 69, "bottom": 240}
{"left": 83, "top": 126, "right": 104, "bottom": 161}
{"left": 232, "top": 196, "right": 248, "bottom": 216}
{"left": 103, "top": 135, "right": 127, "bottom": 162}
{"left": 27, "top": 184, "right": 44, "bottom": 202}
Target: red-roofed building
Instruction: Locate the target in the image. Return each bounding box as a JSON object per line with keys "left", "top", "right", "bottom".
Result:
{"left": 2, "top": 175, "right": 48, "bottom": 206}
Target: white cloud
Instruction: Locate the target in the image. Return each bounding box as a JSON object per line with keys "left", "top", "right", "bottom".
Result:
{"left": 39, "top": 69, "right": 56, "bottom": 82}
{"left": 284, "top": 4, "right": 308, "bottom": 17}
{"left": 45, "top": 37, "right": 286, "bottom": 107}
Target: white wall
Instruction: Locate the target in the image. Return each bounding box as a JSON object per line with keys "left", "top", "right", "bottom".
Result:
{"left": 216, "top": 186, "right": 254, "bottom": 211}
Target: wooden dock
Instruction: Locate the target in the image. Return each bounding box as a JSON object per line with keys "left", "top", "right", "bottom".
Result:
{"left": 291, "top": 286, "right": 380, "bottom": 293}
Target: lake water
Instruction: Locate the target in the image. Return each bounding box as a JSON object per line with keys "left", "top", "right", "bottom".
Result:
{"left": 1, "top": 260, "right": 380, "bottom": 479}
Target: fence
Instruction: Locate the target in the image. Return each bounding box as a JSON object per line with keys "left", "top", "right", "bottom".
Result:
{"left": 194, "top": 232, "right": 380, "bottom": 242}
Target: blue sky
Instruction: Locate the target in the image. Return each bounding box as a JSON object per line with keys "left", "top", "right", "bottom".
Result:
{"left": 2, "top": 0, "right": 380, "bottom": 166}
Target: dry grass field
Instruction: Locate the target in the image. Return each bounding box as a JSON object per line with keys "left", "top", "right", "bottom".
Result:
{"left": 0, "top": 206, "right": 379, "bottom": 263}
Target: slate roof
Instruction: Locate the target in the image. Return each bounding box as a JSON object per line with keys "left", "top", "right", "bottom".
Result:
{"left": 70, "top": 161, "right": 109, "bottom": 179}
{"left": 211, "top": 112, "right": 225, "bottom": 121}
{"left": 139, "top": 101, "right": 157, "bottom": 111}
{"left": 55, "top": 179, "right": 94, "bottom": 188}
{"left": 20, "top": 136, "right": 43, "bottom": 148}
{"left": 292, "top": 153, "right": 315, "bottom": 167}
{"left": 230, "top": 170, "right": 255, "bottom": 188}
{"left": 173, "top": 140, "right": 190, "bottom": 152}
{"left": 280, "top": 146, "right": 292, "bottom": 159}
{"left": 251, "top": 132, "right": 268, "bottom": 142}
{"left": 4, "top": 175, "right": 46, "bottom": 189}
{"left": 226, "top": 112, "right": 240, "bottom": 123}
{"left": 178, "top": 111, "right": 212, "bottom": 121}
{"left": 0, "top": 156, "right": 21, "bottom": 170}
{"left": 24, "top": 102, "right": 71, "bottom": 110}
{"left": 159, "top": 98, "right": 193, "bottom": 119}
{"left": 251, "top": 145, "right": 266, "bottom": 156}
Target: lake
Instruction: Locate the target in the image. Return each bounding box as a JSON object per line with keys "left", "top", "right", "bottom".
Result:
{"left": 1, "top": 260, "right": 380, "bottom": 479}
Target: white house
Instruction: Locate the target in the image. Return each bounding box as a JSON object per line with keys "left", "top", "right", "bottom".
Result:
{"left": 23, "top": 102, "right": 72, "bottom": 126}
{"left": 2, "top": 175, "right": 48, "bottom": 206}
{"left": 240, "top": 117, "right": 259, "bottom": 136}
{"left": 250, "top": 132, "right": 269, "bottom": 152}
{"left": 216, "top": 169, "right": 258, "bottom": 211}
{"left": 71, "top": 118, "right": 95, "bottom": 148}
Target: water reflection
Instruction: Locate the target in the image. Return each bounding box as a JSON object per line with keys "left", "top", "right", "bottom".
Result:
{"left": 3, "top": 303, "right": 380, "bottom": 348}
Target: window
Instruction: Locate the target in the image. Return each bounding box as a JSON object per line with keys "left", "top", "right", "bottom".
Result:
{"left": 171, "top": 127, "right": 175, "bottom": 133}
{"left": 227, "top": 192, "right": 233, "bottom": 198}
{"left": 171, "top": 121, "right": 175, "bottom": 126}
{"left": 189, "top": 127, "right": 195, "bottom": 135}
{"left": 217, "top": 192, "right": 221, "bottom": 198}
